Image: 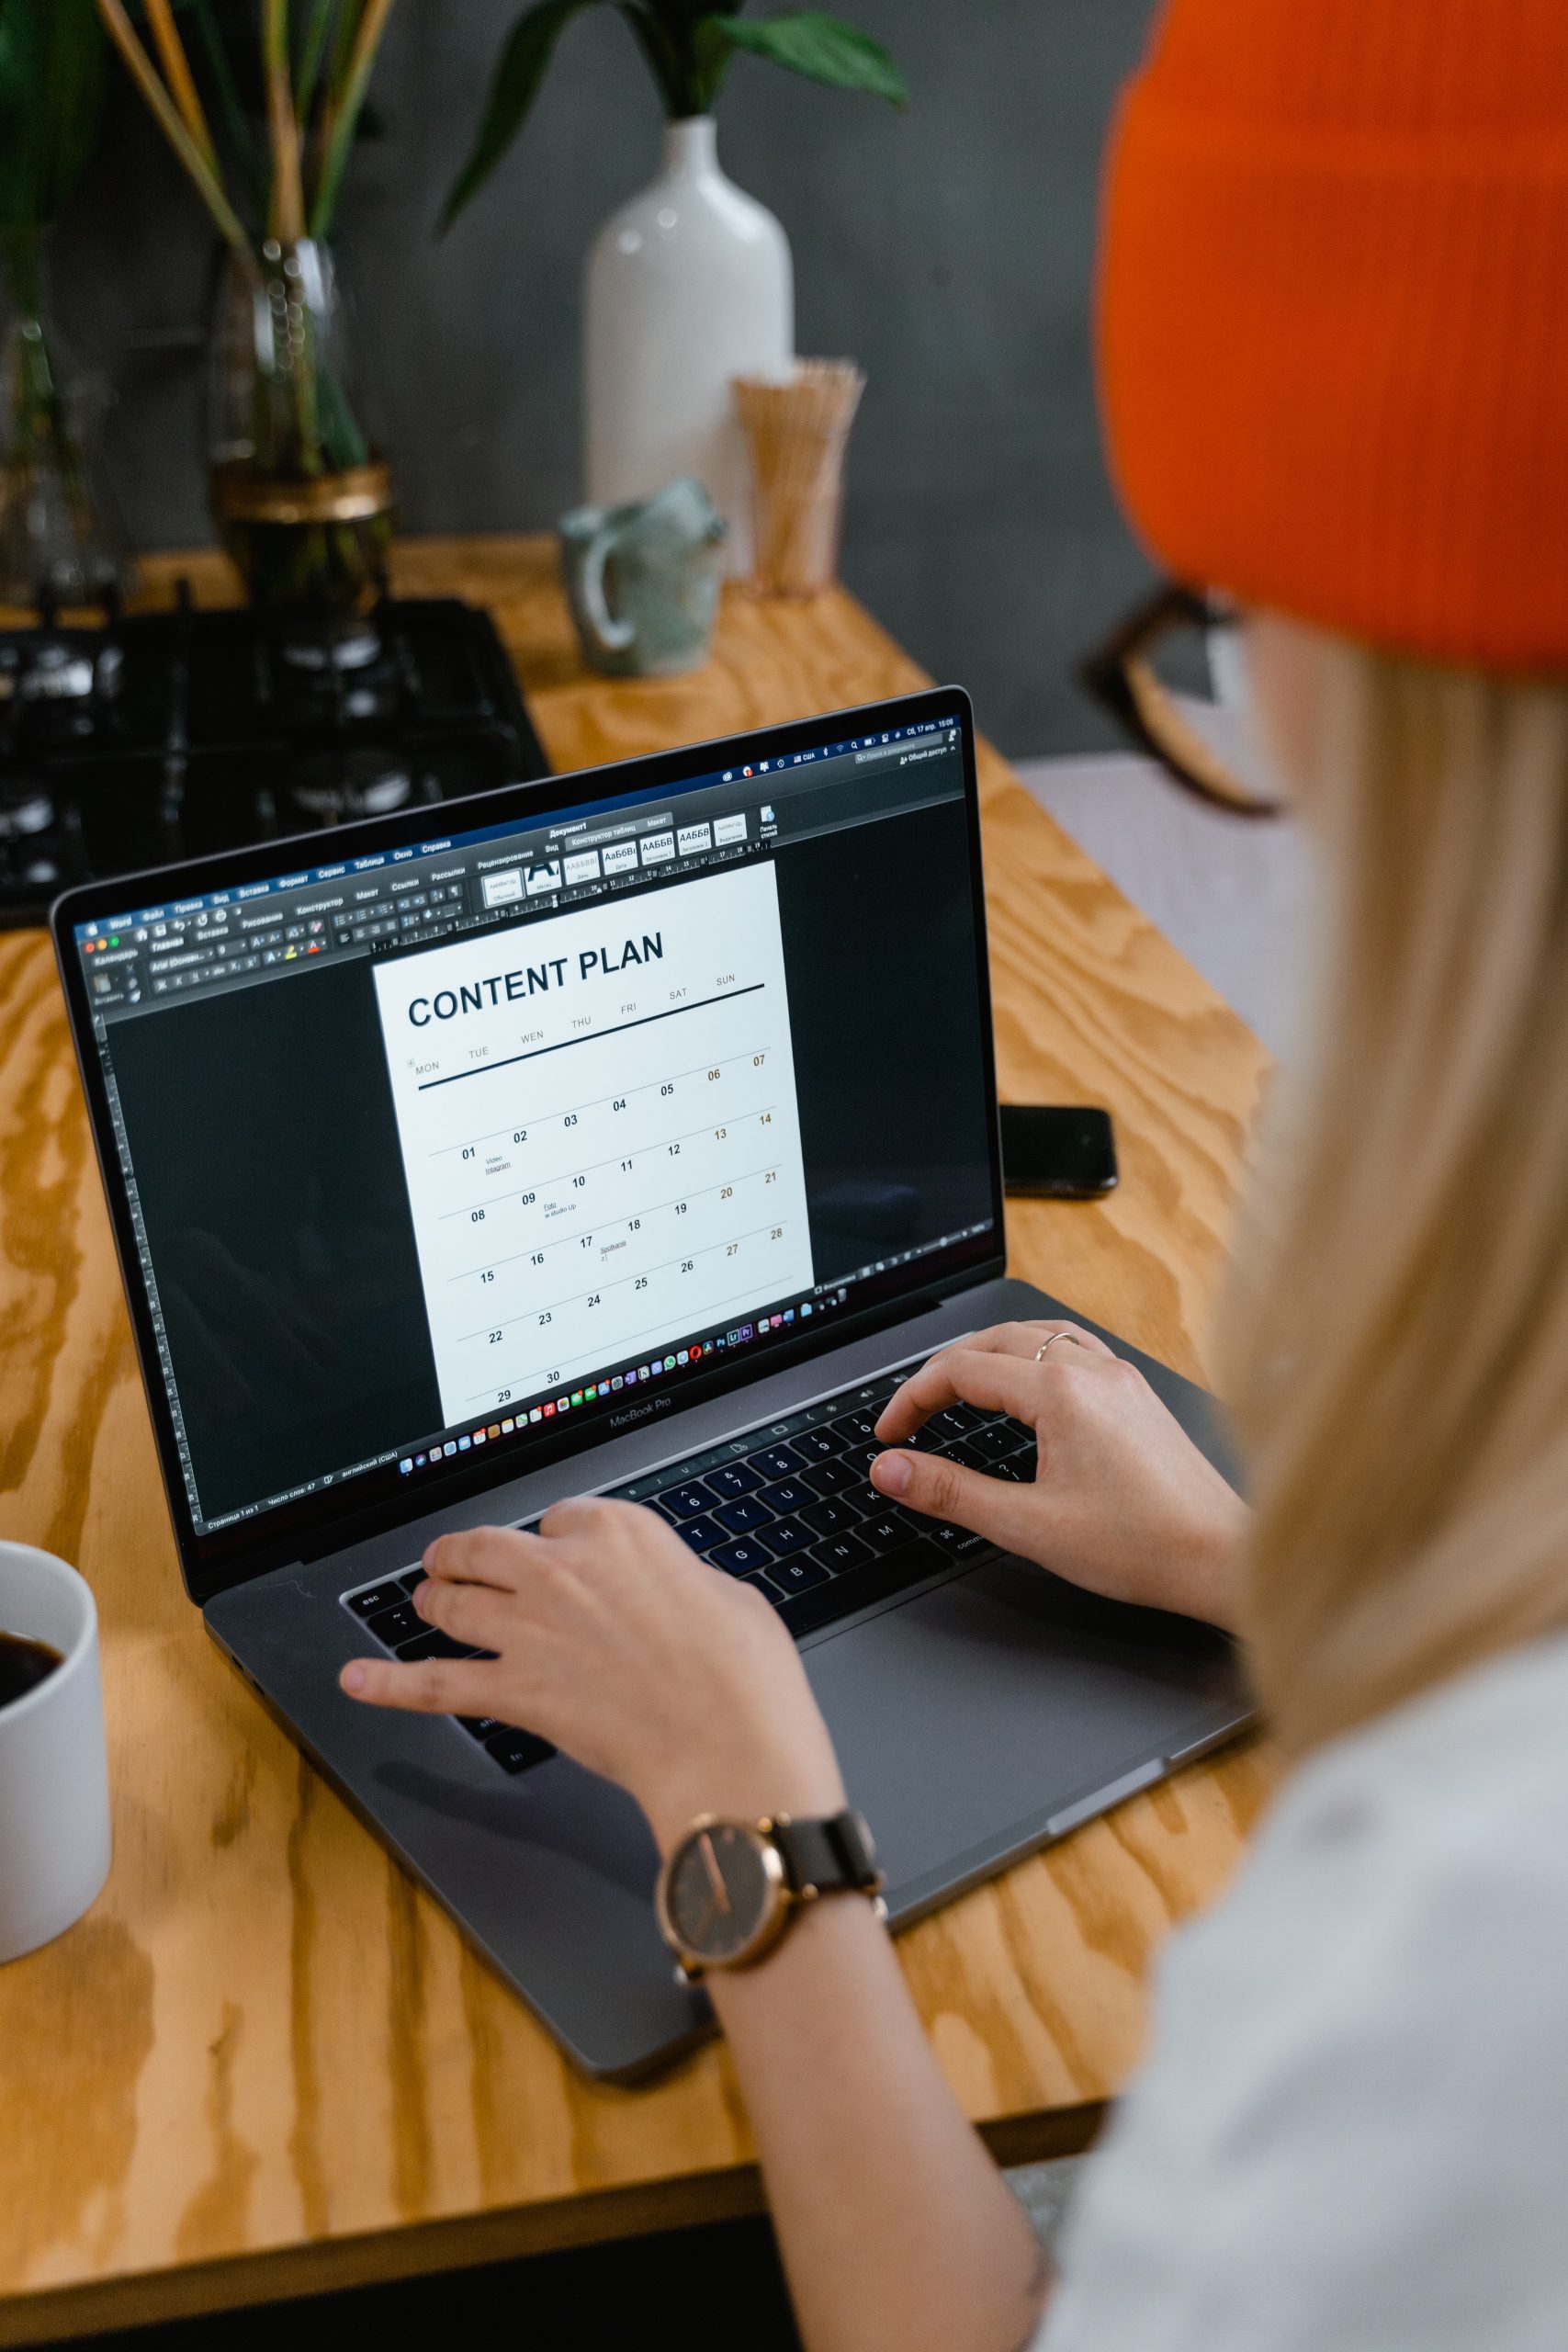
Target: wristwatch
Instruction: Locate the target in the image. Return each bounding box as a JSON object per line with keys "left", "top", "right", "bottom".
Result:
{"left": 656, "top": 1807, "right": 886, "bottom": 1981}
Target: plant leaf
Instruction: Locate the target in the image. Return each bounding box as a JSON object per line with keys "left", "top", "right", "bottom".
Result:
{"left": 295, "top": 0, "right": 337, "bottom": 118}
{"left": 441, "top": 0, "right": 604, "bottom": 232}
{"left": 190, "top": 0, "right": 266, "bottom": 213}
{"left": 657, "top": 0, "right": 738, "bottom": 22}
{"left": 0, "top": 0, "right": 107, "bottom": 235}
{"left": 716, "top": 9, "right": 905, "bottom": 105}
{"left": 617, "top": 4, "right": 687, "bottom": 119}
{"left": 618, "top": 1, "right": 741, "bottom": 119}
{"left": 688, "top": 15, "right": 734, "bottom": 113}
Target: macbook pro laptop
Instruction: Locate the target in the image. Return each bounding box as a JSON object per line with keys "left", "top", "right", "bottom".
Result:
{"left": 52, "top": 685, "right": 1248, "bottom": 2077}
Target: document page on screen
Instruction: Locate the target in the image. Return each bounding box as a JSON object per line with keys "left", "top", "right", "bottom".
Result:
{"left": 372, "top": 861, "right": 816, "bottom": 1425}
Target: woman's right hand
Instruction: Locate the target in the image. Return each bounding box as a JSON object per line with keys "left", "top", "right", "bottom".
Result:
{"left": 871, "top": 1322, "right": 1247, "bottom": 1629}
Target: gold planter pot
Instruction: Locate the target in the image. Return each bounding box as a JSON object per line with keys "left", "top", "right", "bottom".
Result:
{"left": 210, "top": 458, "right": 396, "bottom": 615}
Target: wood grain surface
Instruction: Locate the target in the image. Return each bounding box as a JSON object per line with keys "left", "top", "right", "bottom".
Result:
{"left": 0, "top": 540, "right": 1274, "bottom": 2344}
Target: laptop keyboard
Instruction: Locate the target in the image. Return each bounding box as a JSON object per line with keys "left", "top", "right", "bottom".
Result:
{"left": 338, "top": 1563, "right": 557, "bottom": 1777}
{"left": 339, "top": 1363, "right": 1036, "bottom": 1778}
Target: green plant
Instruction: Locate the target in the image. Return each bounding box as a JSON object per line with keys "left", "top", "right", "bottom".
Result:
{"left": 94, "top": 2, "right": 400, "bottom": 607}
{"left": 445, "top": 2, "right": 906, "bottom": 231}
{"left": 94, "top": 0, "right": 397, "bottom": 251}
{"left": 0, "top": 0, "right": 107, "bottom": 243}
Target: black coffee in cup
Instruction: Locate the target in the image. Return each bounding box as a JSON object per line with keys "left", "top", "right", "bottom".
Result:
{"left": 0, "top": 1626, "right": 62, "bottom": 1708}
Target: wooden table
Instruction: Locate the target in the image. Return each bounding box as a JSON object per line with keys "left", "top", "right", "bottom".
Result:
{"left": 0, "top": 539, "right": 1272, "bottom": 2345}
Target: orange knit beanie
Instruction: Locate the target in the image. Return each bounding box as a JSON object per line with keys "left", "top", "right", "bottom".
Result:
{"left": 1098, "top": 0, "right": 1568, "bottom": 673}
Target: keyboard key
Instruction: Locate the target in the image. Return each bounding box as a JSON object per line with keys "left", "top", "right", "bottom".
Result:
{"left": 840, "top": 1442, "right": 885, "bottom": 1479}
{"left": 830, "top": 1411, "right": 879, "bottom": 1444}
{"left": 763, "top": 1516, "right": 814, "bottom": 1555}
{"left": 804, "top": 1505, "right": 864, "bottom": 1543}
{"left": 346, "top": 1582, "right": 405, "bottom": 1620}
{"left": 809, "top": 1533, "right": 874, "bottom": 1576}
{"left": 931, "top": 1405, "right": 986, "bottom": 1439}
{"left": 800, "top": 1458, "right": 856, "bottom": 1497}
{"left": 967, "top": 1425, "right": 1019, "bottom": 1466}
{"left": 392, "top": 1627, "right": 472, "bottom": 1665}
{"left": 671, "top": 1512, "right": 727, "bottom": 1553}
{"left": 858, "top": 1513, "right": 914, "bottom": 1555}
{"left": 741, "top": 1571, "right": 784, "bottom": 1603}
{"left": 948, "top": 1435, "right": 998, "bottom": 1470}
{"left": 760, "top": 1476, "right": 814, "bottom": 1515}
{"left": 399, "top": 1570, "right": 430, "bottom": 1597}
{"left": 457, "top": 1715, "right": 507, "bottom": 1741}
{"left": 800, "top": 1496, "right": 863, "bottom": 1538}
{"left": 662, "top": 1483, "right": 717, "bottom": 1519}
{"left": 366, "top": 1599, "right": 423, "bottom": 1647}
{"left": 397, "top": 1627, "right": 478, "bottom": 1663}
{"left": 486, "top": 1727, "right": 557, "bottom": 1774}
{"left": 768, "top": 1555, "right": 832, "bottom": 1596}
{"left": 791, "top": 1427, "right": 845, "bottom": 1463}
{"left": 748, "top": 1446, "right": 804, "bottom": 1482}
{"left": 853, "top": 1499, "right": 919, "bottom": 1538}
{"left": 711, "top": 1535, "right": 776, "bottom": 1577}
{"left": 715, "top": 1495, "right": 773, "bottom": 1534}
{"left": 931, "top": 1522, "right": 991, "bottom": 1559}
{"left": 705, "top": 1461, "right": 765, "bottom": 1500}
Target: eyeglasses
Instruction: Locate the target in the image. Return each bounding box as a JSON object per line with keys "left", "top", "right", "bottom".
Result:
{"left": 1077, "top": 581, "right": 1284, "bottom": 818}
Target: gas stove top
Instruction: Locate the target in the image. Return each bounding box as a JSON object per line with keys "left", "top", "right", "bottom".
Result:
{"left": 0, "top": 591, "right": 551, "bottom": 924}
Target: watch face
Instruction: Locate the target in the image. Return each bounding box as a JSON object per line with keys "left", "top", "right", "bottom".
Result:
{"left": 664, "top": 1821, "right": 782, "bottom": 1964}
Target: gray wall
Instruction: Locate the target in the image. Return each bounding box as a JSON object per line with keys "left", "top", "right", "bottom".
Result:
{"left": 51, "top": 0, "right": 1160, "bottom": 756}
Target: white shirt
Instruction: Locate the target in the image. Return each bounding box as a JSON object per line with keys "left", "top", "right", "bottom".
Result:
{"left": 1036, "top": 1634, "right": 1568, "bottom": 2352}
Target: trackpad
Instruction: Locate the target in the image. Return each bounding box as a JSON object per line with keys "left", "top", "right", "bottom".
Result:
{"left": 805, "top": 1555, "right": 1244, "bottom": 1910}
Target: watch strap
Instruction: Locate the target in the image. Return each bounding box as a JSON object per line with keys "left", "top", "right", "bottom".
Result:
{"left": 769, "top": 1807, "right": 884, "bottom": 1901}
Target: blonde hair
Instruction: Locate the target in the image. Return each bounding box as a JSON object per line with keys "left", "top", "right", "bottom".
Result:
{"left": 1226, "top": 636, "right": 1568, "bottom": 1754}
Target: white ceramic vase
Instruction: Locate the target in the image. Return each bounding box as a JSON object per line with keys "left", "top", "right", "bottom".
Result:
{"left": 584, "top": 116, "right": 793, "bottom": 577}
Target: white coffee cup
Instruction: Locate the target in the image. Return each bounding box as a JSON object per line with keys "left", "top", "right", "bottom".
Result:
{"left": 0, "top": 1542, "right": 111, "bottom": 1964}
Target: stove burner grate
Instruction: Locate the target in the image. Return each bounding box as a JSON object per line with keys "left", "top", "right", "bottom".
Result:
{"left": 0, "top": 589, "right": 549, "bottom": 922}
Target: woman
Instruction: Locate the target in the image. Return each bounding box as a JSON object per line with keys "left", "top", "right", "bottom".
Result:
{"left": 343, "top": 1, "right": 1568, "bottom": 2343}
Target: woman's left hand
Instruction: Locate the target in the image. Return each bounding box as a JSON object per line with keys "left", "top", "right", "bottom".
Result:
{"left": 339, "top": 1498, "right": 846, "bottom": 1853}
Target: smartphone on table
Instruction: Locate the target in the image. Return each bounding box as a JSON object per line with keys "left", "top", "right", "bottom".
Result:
{"left": 999, "top": 1105, "right": 1118, "bottom": 1199}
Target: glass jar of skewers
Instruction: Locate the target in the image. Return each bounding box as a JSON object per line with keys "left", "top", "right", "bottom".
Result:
{"left": 732, "top": 360, "right": 865, "bottom": 600}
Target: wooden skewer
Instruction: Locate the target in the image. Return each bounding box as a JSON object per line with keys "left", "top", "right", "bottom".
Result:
{"left": 143, "top": 0, "right": 219, "bottom": 177}
{"left": 312, "top": 0, "right": 399, "bottom": 238}
{"left": 264, "top": 0, "right": 308, "bottom": 244}
{"left": 95, "top": 0, "right": 252, "bottom": 254}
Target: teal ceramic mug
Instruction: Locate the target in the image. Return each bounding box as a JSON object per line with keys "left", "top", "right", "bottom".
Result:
{"left": 559, "top": 476, "right": 727, "bottom": 678}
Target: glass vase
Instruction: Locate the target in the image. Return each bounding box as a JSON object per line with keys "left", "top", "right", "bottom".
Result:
{"left": 0, "top": 231, "right": 135, "bottom": 612}
{"left": 208, "top": 238, "right": 394, "bottom": 618}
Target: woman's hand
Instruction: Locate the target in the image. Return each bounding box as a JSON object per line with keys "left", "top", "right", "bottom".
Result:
{"left": 339, "top": 1498, "right": 845, "bottom": 1852}
{"left": 872, "top": 1321, "right": 1247, "bottom": 1629}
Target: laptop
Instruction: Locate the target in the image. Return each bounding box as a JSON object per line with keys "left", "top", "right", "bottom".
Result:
{"left": 52, "top": 684, "right": 1247, "bottom": 2078}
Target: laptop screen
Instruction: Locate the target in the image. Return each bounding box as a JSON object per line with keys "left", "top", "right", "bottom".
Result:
{"left": 62, "top": 695, "right": 999, "bottom": 1568}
